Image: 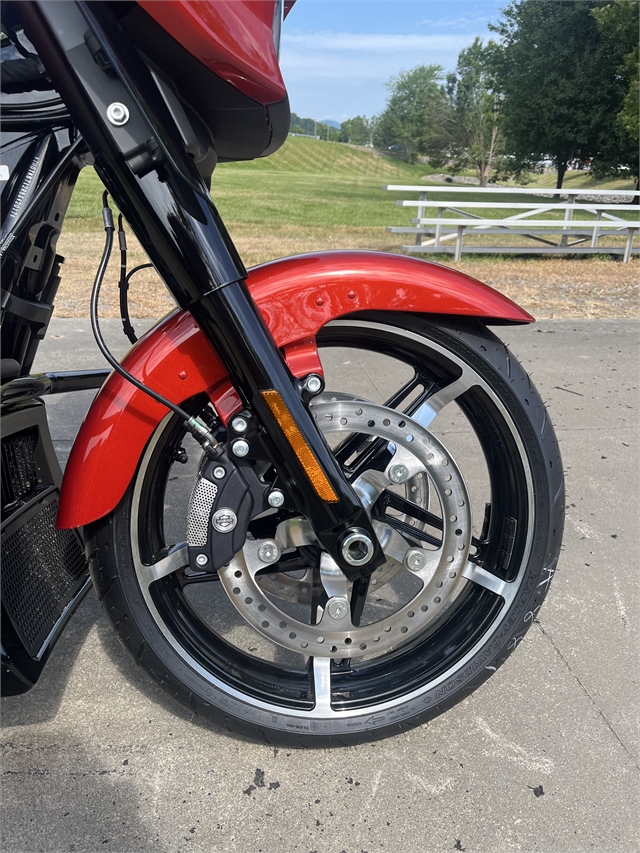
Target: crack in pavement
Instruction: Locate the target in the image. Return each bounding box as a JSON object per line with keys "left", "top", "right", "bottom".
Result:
{"left": 537, "top": 621, "right": 640, "bottom": 772}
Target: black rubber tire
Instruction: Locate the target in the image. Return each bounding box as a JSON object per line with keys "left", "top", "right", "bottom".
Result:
{"left": 87, "top": 314, "right": 564, "bottom": 747}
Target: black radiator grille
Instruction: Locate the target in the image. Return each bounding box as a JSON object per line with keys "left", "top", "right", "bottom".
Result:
{"left": 2, "top": 496, "right": 88, "bottom": 656}
{"left": 1, "top": 427, "right": 39, "bottom": 509}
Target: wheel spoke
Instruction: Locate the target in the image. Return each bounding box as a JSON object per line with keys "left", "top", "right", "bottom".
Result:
{"left": 461, "top": 560, "right": 517, "bottom": 606}
{"left": 319, "top": 552, "right": 349, "bottom": 599}
{"left": 378, "top": 491, "right": 484, "bottom": 554}
{"left": 137, "top": 543, "right": 189, "bottom": 590}
{"left": 381, "top": 490, "right": 443, "bottom": 531}
{"left": 311, "top": 656, "right": 333, "bottom": 714}
{"left": 332, "top": 372, "right": 430, "bottom": 475}
{"left": 412, "top": 370, "right": 477, "bottom": 428}
{"left": 381, "top": 513, "right": 440, "bottom": 548}
{"left": 349, "top": 575, "right": 370, "bottom": 627}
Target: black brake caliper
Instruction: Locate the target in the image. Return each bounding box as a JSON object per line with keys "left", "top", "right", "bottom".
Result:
{"left": 186, "top": 450, "right": 269, "bottom": 573}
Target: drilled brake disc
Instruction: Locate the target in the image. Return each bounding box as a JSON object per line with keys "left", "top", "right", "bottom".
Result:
{"left": 217, "top": 399, "right": 472, "bottom": 659}
{"left": 256, "top": 393, "right": 429, "bottom": 604}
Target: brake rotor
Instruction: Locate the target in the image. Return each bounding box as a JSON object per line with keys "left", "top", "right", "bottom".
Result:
{"left": 255, "top": 394, "right": 430, "bottom": 604}
{"left": 218, "top": 399, "right": 472, "bottom": 658}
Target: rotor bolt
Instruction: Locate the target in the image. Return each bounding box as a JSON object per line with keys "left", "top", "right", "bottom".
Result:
{"left": 388, "top": 463, "right": 409, "bottom": 484}
{"left": 304, "top": 374, "right": 323, "bottom": 394}
{"left": 257, "top": 540, "right": 280, "bottom": 564}
{"left": 267, "top": 489, "right": 285, "bottom": 508}
{"left": 195, "top": 554, "right": 209, "bottom": 567}
{"left": 327, "top": 597, "right": 349, "bottom": 620}
{"left": 405, "top": 548, "right": 427, "bottom": 572}
{"left": 231, "top": 416, "right": 248, "bottom": 433}
{"left": 232, "top": 439, "right": 249, "bottom": 457}
{"left": 212, "top": 508, "right": 238, "bottom": 533}
{"left": 106, "top": 102, "right": 130, "bottom": 126}
{"left": 212, "top": 466, "right": 226, "bottom": 479}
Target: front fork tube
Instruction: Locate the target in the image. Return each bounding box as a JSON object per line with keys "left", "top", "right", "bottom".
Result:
{"left": 189, "top": 279, "right": 386, "bottom": 581}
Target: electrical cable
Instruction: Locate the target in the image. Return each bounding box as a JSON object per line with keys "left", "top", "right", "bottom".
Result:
{"left": 90, "top": 191, "right": 223, "bottom": 458}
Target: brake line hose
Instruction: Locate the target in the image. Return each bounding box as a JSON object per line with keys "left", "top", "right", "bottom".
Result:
{"left": 90, "top": 191, "right": 223, "bottom": 458}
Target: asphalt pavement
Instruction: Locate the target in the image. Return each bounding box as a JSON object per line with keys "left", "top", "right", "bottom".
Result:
{"left": 2, "top": 316, "right": 638, "bottom": 853}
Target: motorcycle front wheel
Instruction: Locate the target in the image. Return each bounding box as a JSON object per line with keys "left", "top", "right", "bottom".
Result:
{"left": 88, "top": 314, "right": 564, "bottom": 746}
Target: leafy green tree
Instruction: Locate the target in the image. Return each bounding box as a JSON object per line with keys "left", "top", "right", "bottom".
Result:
{"left": 591, "top": 0, "right": 639, "bottom": 182}
{"left": 377, "top": 65, "right": 453, "bottom": 162}
{"left": 490, "top": 0, "right": 637, "bottom": 188}
{"left": 446, "top": 38, "right": 501, "bottom": 186}
{"left": 339, "top": 115, "right": 377, "bottom": 145}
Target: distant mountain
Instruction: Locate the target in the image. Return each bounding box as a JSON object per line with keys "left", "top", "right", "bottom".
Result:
{"left": 290, "top": 112, "right": 342, "bottom": 135}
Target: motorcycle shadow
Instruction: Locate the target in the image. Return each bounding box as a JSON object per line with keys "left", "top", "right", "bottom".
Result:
{"left": 1, "top": 590, "right": 101, "bottom": 726}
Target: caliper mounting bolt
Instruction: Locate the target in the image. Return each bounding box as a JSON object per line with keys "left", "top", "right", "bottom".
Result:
{"left": 304, "top": 374, "right": 323, "bottom": 394}
{"left": 267, "top": 489, "right": 285, "bottom": 508}
{"left": 232, "top": 439, "right": 249, "bottom": 458}
{"left": 231, "top": 416, "right": 248, "bottom": 433}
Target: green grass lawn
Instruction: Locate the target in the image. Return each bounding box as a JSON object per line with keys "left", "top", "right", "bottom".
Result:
{"left": 67, "top": 137, "right": 429, "bottom": 230}
{"left": 66, "top": 135, "right": 638, "bottom": 232}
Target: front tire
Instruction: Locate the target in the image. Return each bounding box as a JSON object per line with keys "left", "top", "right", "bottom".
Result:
{"left": 87, "top": 315, "right": 564, "bottom": 746}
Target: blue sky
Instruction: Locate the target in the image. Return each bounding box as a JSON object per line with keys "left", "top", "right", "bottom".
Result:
{"left": 280, "top": 0, "right": 507, "bottom": 123}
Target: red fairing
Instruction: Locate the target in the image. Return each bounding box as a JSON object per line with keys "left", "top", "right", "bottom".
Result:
{"left": 57, "top": 252, "right": 532, "bottom": 529}
{"left": 138, "top": 0, "right": 286, "bottom": 105}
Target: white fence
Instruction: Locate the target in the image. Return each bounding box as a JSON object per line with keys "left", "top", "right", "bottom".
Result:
{"left": 383, "top": 185, "right": 640, "bottom": 262}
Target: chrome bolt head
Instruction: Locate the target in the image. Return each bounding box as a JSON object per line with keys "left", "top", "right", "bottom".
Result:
{"left": 405, "top": 548, "right": 427, "bottom": 572}
{"left": 327, "top": 598, "right": 349, "bottom": 620}
{"left": 195, "top": 553, "right": 209, "bottom": 567}
{"left": 106, "top": 102, "right": 130, "bottom": 126}
{"left": 304, "top": 374, "right": 323, "bottom": 394}
{"left": 212, "top": 508, "right": 237, "bottom": 533}
{"left": 388, "top": 463, "right": 409, "bottom": 484}
{"left": 232, "top": 439, "right": 249, "bottom": 457}
{"left": 267, "top": 489, "right": 285, "bottom": 508}
{"left": 257, "top": 540, "right": 280, "bottom": 564}
{"left": 213, "top": 466, "right": 226, "bottom": 479}
{"left": 231, "top": 416, "right": 248, "bottom": 433}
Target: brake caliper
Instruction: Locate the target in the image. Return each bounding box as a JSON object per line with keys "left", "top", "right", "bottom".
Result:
{"left": 186, "top": 449, "right": 269, "bottom": 573}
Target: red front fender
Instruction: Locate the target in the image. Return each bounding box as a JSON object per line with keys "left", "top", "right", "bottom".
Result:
{"left": 57, "top": 251, "right": 532, "bottom": 529}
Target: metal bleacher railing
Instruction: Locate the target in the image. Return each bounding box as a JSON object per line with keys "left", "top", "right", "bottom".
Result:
{"left": 383, "top": 185, "right": 639, "bottom": 262}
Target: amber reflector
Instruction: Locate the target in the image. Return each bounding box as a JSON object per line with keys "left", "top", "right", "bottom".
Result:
{"left": 261, "top": 390, "right": 338, "bottom": 503}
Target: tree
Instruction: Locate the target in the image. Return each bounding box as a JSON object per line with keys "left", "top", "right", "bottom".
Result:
{"left": 591, "top": 0, "right": 639, "bottom": 182}
{"left": 446, "top": 38, "right": 501, "bottom": 186}
{"left": 376, "top": 65, "right": 453, "bottom": 162}
{"left": 339, "top": 115, "right": 377, "bottom": 146}
{"left": 490, "top": 0, "right": 636, "bottom": 188}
